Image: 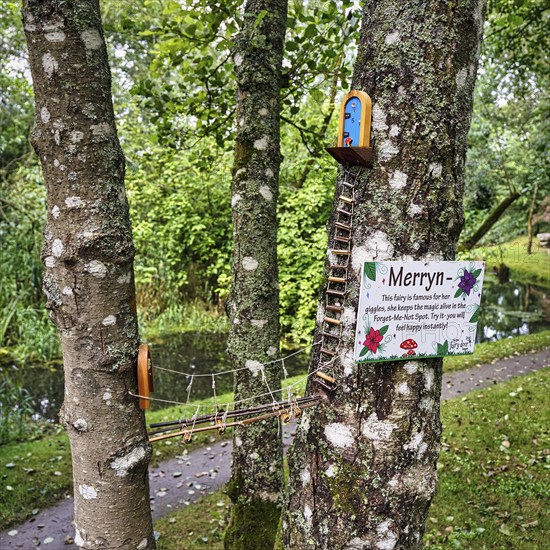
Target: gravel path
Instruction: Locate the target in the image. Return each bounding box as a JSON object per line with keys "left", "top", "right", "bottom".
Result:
{"left": 2, "top": 348, "right": 548, "bottom": 549}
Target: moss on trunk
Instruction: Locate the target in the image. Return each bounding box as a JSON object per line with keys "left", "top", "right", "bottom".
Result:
{"left": 283, "top": 1, "right": 487, "bottom": 548}
{"left": 224, "top": 498, "right": 282, "bottom": 550}
{"left": 225, "top": 1, "right": 288, "bottom": 548}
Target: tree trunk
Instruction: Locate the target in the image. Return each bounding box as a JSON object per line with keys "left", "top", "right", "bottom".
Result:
{"left": 22, "top": 1, "right": 155, "bottom": 548}
{"left": 224, "top": 1, "right": 287, "bottom": 548}
{"left": 459, "top": 191, "right": 521, "bottom": 251}
{"left": 283, "top": 1, "right": 486, "bottom": 548}
{"left": 526, "top": 182, "right": 539, "bottom": 254}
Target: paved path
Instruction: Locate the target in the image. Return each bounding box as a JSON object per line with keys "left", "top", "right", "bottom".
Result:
{"left": 440, "top": 347, "right": 549, "bottom": 399}
{"left": 2, "top": 348, "right": 548, "bottom": 549}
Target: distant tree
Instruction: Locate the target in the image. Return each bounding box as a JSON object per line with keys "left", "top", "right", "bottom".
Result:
{"left": 224, "top": 1, "right": 288, "bottom": 548}
{"left": 283, "top": 0, "right": 487, "bottom": 547}
{"left": 460, "top": 0, "right": 549, "bottom": 247}
{"left": 460, "top": 190, "right": 520, "bottom": 251}
{"left": 22, "top": 0, "right": 155, "bottom": 547}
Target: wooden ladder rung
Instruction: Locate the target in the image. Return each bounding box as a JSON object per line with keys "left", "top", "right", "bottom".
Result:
{"left": 337, "top": 208, "right": 352, "bottom": 216}
{"left": 326, "top": 289, "right": 345, "bottom": 297}
{"left": 335, "top": 222, "right": 352, "bottom": 231}
{"left": 341, "top": 181, "right": 354, "bottom": 188}
{"left": 324, "top": 317, "right": 341, "bottom": 326}
{"left": 339, "top": 195, "right": 354, "bottom": 204}
{"left": 328, "top": 276, "right": 346, "bottom": 283}
{"left": 316, "top": 371, "right": 336, "bottom": 384}
{"left": 320, "top": 347, "right": 337, "bottom": 356}
{"left": 329, "top": 264, "right": 347, "bottom": 270}
{"left": 331, "top": 249, "right": 351, "bottom": 255}
{"left": 322, "top": 331, "right": 340, "bottom": 339}
{"left": 326, "top": 305, "right": 344, "bottom": 312}
{"left": 334, "top": 235, "right": 351, "bottom": 243}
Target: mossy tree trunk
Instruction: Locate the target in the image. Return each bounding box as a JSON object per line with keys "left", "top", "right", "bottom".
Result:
{"left": 459, "top": 190, "right": 521, "bottom": 251}
{"left": 22, "top": 1, "right": 155, "bottom": 548}
{"left": 224, "top": 1, "right": 288, "bottom": 549}
{"left": 283, "top": 1, "right": 486, "bottom": 548}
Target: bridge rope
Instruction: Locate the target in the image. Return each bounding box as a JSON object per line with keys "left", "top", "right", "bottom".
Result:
{"left": 134, "top": 165, "right": 361, "bottom": 443}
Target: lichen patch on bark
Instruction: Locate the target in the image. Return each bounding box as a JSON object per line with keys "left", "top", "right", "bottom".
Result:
{"left": 41, "top": 52, "right": 58, "bottom": 77}
{"left": 80, "top": 28, "right": 102, "bottom": 50}
{"left": 241, "top": 256, "right": 259, "bottom": 271}
{"left": 324, "top": 422, "right": 355, "bottom": 448}
{"left": 362, "top": 413, "right": 397, "bottom": 442}
{"left": 259, "top": 185, "right": 273, "bottom": 201}
{"left": 389, "top": 170, "right": 408, "bottom": 190}
{"left": 110, "top": 446, "right": 147, "bottom": 477}
{"left": 78, "top": 484, "right": 97, "bottom": 500}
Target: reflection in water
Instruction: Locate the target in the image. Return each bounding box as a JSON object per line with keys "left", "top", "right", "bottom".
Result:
{"left": 148, "top": 331, "right": 309, "bottom": 410}
{"left": 477, "top": 277, "right": 549, "bottom": 342}
{"left": 13, "top": 277, "right": 549, "bottom": 419}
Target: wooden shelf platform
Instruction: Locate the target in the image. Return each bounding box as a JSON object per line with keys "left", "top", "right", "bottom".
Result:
{"left": 326, "top": 146, "right": 373, "bottom": 167}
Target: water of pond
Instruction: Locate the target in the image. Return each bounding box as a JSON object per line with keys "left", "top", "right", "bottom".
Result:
{"left": 10, "top": 276, "right": 550, "bottom": 420}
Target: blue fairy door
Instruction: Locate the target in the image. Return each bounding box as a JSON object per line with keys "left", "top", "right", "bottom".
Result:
{"left": 343, "top": 98, "right": 361, "bottom": 147}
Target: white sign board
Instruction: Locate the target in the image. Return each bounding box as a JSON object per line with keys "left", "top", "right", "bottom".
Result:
{"left": 354, "top": 261, "right": 485, "bottom": 363}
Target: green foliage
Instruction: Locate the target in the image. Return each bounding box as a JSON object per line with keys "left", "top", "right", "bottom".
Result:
{"left": 0, "top": 0, "right": 34, "bottom": 171}
{"left": 126, "top": 143, "right": 234, "bottom": 316}
{"left": 130, "top": 0, "right": 360, "bottom": 157}
{"left": 463, "top": 72, "right": 548, "bottom": 245}
{"left": 0, "top": 374, "right": 37, "bottom": 445}
{"left": 0, "top": 1, "right": 59, "bottom": 361}
{"left": 0, "top": 162, "right": 59, "bottom": 361}
{"left": 278, "top": 161, "right": 334, "bottom": 342}
{"left": 485, "top": 0, "right": 549, "bottom": 85}
{"left": 2, "top": 0, "right": 548, "bottom": 356}
{"left": 462, "top": 0, "right": 550, "bottom": 247}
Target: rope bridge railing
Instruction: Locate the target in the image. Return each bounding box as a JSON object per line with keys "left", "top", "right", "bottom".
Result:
{"left": 134, "top": 166, "right": 361, "bottom": 444}
{"left": 131, "top": 341, "right": 337, "bottom": 443}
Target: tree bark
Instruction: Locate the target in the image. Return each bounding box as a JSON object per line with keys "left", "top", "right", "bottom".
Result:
{"left": 283, "top": 1, "right": 486, "bottom": 548}
{"left": 459, "top": 191, "right": 521, "bottom": 251}
{"left": 224, "top": 1, "right": 287, "bottom": 548}
{"left": 22, "top": 1, "right": 155, "bottom": 548}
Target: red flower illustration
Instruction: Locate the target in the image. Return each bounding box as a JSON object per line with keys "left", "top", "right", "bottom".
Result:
{"left": 363, "top": 327, "right": 383, "bottom": 354}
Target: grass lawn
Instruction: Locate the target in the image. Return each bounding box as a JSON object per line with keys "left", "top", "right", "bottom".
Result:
{"left": 425, "top": 369, "right": 550, "bottom": 548}
{"left": 154, "top": 368, "right": 550, "bottom": 549}
{"left": 465, "top": 236, "right": 550, "bottom": 288}
{"left": 1, "top": 334, "right": 548, "bottom": 531}
{"left": 0, "top": 434, "right": 71, "bottom": 530}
